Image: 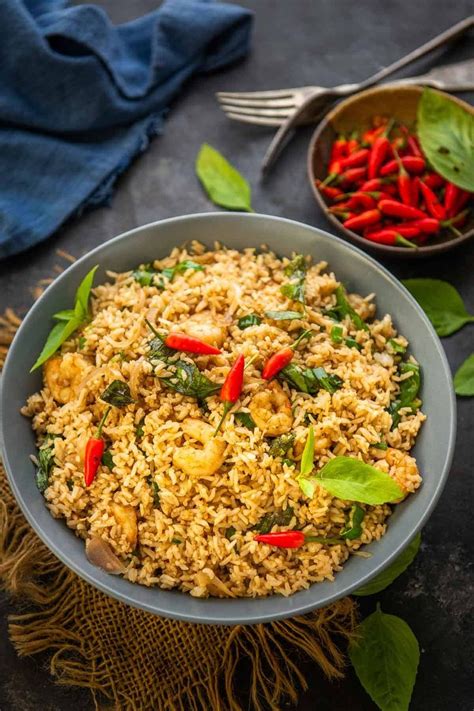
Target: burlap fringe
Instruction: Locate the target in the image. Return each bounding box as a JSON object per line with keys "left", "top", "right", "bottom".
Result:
{"left": 0, "top": 287, "right": 358, "bottom": 710}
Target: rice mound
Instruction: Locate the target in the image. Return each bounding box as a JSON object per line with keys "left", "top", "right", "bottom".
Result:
{"left": 23, "top": 242, "right": 424, "bottom": 598}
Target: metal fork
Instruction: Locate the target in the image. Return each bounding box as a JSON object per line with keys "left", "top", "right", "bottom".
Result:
{"left": 217, "top": 58, "right": 474, "bottom": 127}
{"left": 216, "top": 16, "right": 474, "bottom": 172}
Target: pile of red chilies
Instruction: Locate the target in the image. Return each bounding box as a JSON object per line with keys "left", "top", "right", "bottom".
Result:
{"left": 316, "top": 117, "right": 472, "bottom": 248}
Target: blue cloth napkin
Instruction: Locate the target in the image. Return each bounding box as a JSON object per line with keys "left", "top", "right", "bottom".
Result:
{"left": 0, "top": 0, "right": 253, "bottom": 258}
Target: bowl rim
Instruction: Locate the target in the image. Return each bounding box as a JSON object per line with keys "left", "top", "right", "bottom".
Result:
{"left": 307, "top": 84, "right": 474, "bottom": 257}
{"left": 0, "top": 212, "right": 457, "bottom": 623}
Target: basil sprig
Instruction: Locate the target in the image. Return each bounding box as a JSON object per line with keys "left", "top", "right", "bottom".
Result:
{"left": 349, "top": 604, "right": 420, "bottom": 711}
{"left": 160, "top": 360, "right": 220, "bottom": 400}
{"left": 454, "top": 353, "right": 474, "bottom": 396}
{"left": 35, "top": 436, "right": 58, "bottom": 493}
{"left": 237, "top": 314, "right": 262, "bottom": 330}
{"left": 298, "top": 430, "right": 403, "bottom": 504}
{"left": 279, "top": 363, "right": 343, "bottom": 395}
{"left": 196, "top": 143, "right": 252, "bottom": 212}
{"left": 280, "top": 254, "right": 307, "bottom": 304}
{"left": 388, "top": 362, "right": 421, "bottom": 429}
{"left": 403, "top": 278, "right": 474, "bottom": 337}
{"left": 417, "top": 88, "right": 474, "bottom": 192}
{"left": 31, "top": 265, "right": 98, "bottom": 371}
{"left": 354, "top": 532, "right": 421, "bottom": 596}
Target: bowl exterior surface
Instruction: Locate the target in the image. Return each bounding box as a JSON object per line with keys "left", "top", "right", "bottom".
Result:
{"left": 0, "top": 213, "right": 456, "bottom": 624}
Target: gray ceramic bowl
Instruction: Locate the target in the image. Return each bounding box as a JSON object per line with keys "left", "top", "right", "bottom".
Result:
{"left": 0, "top": 213, "right": 456, "bottom": 624}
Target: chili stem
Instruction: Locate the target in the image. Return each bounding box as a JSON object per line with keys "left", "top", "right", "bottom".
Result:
{"left": 96, "top": 406, "right": 112, "bottom": 438}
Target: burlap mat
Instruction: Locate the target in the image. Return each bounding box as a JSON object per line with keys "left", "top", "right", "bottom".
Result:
{"left": 0, "top": 303, "right": 357, "bottom": 711}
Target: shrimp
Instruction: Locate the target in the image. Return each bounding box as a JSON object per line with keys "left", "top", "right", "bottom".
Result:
{"left": 385, "top": 447, "right": 421, "bottom": 497}
{"left": 111, "top": 503, "right": 138, "bottom": 546}
{"left": 173, "top": 418, "right": 226, "bottom": 477}
{"left": 178, "top": 312, "right": 228, "bottom": 347}
{"left": 249, "top": 381, "right": 293, "bottom": 436}
{"left": 44, "top": 353, "right": 91, "bottom": 404}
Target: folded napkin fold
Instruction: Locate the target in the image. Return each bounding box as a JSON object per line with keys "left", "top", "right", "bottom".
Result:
{"left": 0, "top": 0, "right": 253, "bottom": 258}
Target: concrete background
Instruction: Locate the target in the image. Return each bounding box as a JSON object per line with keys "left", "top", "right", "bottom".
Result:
{"left": 0, "top": 1, "right": 473, "bottom": 709}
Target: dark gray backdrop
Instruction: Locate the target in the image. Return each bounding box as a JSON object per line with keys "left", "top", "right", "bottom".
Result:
{"left": 0, "top": 2, "right": 473, "bottom": 709}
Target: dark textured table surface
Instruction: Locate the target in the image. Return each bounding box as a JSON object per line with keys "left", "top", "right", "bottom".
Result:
{"left": 1, "top": 2, "right": 473, "bottom": 709}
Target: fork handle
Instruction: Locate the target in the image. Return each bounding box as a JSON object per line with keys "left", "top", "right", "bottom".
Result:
{"left": 358, "top": 16, "right": 474, "bottom": 91}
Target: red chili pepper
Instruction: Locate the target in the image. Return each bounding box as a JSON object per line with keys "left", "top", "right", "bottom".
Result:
{"left": 362, "top": 125, "right": 386, "bottom": 146}
{"left": 364, "top": 229, "right": 416, "bottom": 248}
{"left": 315, "top": 180, "right": 344, "bottom": 202}
{"left": 215, "top": 354, "right": 245, "bottom": 434}
{"left": 359, "top": 178, "right": 387, "bottom": 192}
{"left": 368, "top": 136, "right": 391, "bottom": 180}
{"left": 340, "top": 192, "right": 377, "bottom": 211}
{"left": 441, "top": 208, "right": 470, "bottom": 236}
{"left": 346, "top": 131, "right": 360, "bottom": 154}
{"left": 255, "top": 531, "right": 305, "bottom": 548}
{"left": 422, "top": 171, "right": 445, "bottom": 190}
{"left": 380, "top": 224, "right": 421, "bottom": 238}
{"left": 330, "top": 135, "right": 348, "bottom": 162}
{"left": 401, "top": 217, "right": 440, "bottom": 235}
{"left": 378, "top": 199, "right": 427, "bottom": 220}
{"left": 340, "top": 148, "right": 369, "bottom": 169}
{"left": 410, "top": 176, "right": 420, "bottom": 207}
{"left": 400, "top": 127, "right": 423, "bottom": 157}
{"left": 392, "top": 148, "right": 412, "bottom": 206}
{"left": 328, "top": 202, "right": 351, "bottom": 214}
{"left": 452, "top": 190, "right": 471, "bottom": 216}
{"left": 84, "top": 406, "right": 111, "bottom": 487}
{"left": 444, "top": 182, "right": 462, "bottom": 217}
{"left": 343, "top": 209, "right": 381, "bottom": 232}
{"left": 165, "top": 332, "right": 221, "bottom": 355}
{"left": 418, "top": 180, "right": 446, "bottom": 220}
{"left": 380, "top": 156, "right": 425, "bottom": 176}
{"left": 337, "top": 166, "right": 367, "bottom": 187}
{"left": 262, "top": 330, "right": 311, "bottom": 380}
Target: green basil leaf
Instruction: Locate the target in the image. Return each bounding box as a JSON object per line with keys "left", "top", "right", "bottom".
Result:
{"left": 389, "top": 362, "right": 421, "bottom": 429}
{"left": 171, "top": 537, "right": 182, "bottom": 545}
{"left": 75, "top": 266, "right": 98, "bottom": 319}
{"left": 280, "top": 281, "right": 305, "bottom": 304}
{"left": 135, "top": 416, "right": 146, "bottom": 439}
{"left": 268, "top": 433, "right": 295, "bottom": 458}
{"left": 133, "top": 265, "right": 162, "bottom": 287}
{"left": 148, "top": 336, "right": 174, "bottom": 363}
{"left": 53, "top": 309, "right": 76, "bottom": 321}
{"left": 403, "top": 278, "right": 474, "bottom": 337}
{"left": 148, "top": 477, "right": 161, "bottom": 509}
{"left": 345, "top": 337, "right": 362, "bottom": 351}
{"left": 225, "top": 526, "right": 237, "bottom": 540}
{"left": 196, "top": 143, "right": 252, "bottom": 212}
{"left": 100, "top": 380, "right": 134, "bottom": 407}
{"left": 265, "top": 310, "right": 303, "bottom": 321}
{"left": 340, "top": 504, "right": 365, "bottom": 540}
{"left": 306, "top": 366, "right": 343, "bottom": 395}
{"left": 331, "top": 325, "right": 343, "bottom": 344}
{"left": 300, "top": 425, "right": 314, "bottom": 477}
{"left": 297, "top": 476, "right": 317, "bottom": 498}
{"left": 454, "top": 353, "right": 474, "bottom": 396}
{"left": 334, "top": 285, "right": 369, "bottom": 332}
{"left": 237, "top": 314, "right": 262, "bottom": 330}
{"left": 101, "top": 450, "right": 114, "bottom": 471}
{"left": 78, "top": 336, "right": 87, "bottom": 350}
{"left": 417, "top": 88, "right": 474, "bottom": 192}
{"left": 162, "top": 260, "right": 204, "bottom": 282}
{"left": 234, "top": 411, "right": 256, "bottom": 430}
{"left": 160, "top": 360, "right": 221, "bottom": 400}
{"left": 278, "top": 363, "right": 310, "bottom": 393}
{"left": 284, "top": 255, "right": 307, "bottom": 277}
{"left": 349, "top": 604, "right": 420, "bottom": 711}
{"left": 371, "top": 441, "right": 388, "bottom": 451}
{"left": 31, "top": 318, "right": 81, "bottom": 372}
{"left": 388, "top": 338, "right": 406, "bottom": 355}
{"left": 35, "top": 441, "right": 56, "bottom": 493}
{"left": 316, "top": 456, "right": 404, "bottom": 504}
{"left": 354, "top": 532, "right": 421, "bottom": 596}
{"left": 253, "top": 506, "right": 294, "bottom": 534}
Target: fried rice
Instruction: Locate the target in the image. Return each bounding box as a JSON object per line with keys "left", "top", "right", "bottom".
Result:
{"left": 23, "top": 242, "right": 425, "bottom": 598}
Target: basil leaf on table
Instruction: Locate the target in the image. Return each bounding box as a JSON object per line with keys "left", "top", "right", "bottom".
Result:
{"left": 31, "top": 265, "right": 98, "bottom": 371}
{"left": 265, "top": 310, "right": 304, "bottom": 321}
{"left": 100, "top": 380, "right": 134, "bottom": 407}
{"left": 417, "top": 88, "right": 474, "bottom": 192}
{"left": 454, "top": 353, "right": 474, "bottom": 396}
{"left": 354, "top": 532, "right": 421, "bottom": 596}
{"left": 403, "top": 278, "right": 474, "bottom": 337}
{"left": 196, "top": 143, "right": 253, "bottom": 212}
{"left": 237, "top": 314, "right": 262, "bottom": 329}
{"left": 234, "top": 411, "right": 256, "bottom": 429}
{"left": 313, "top": 456, "right": 403, "bottom": 504}
{"left": 349, "top": 604, "right": 420, "bottom": 711}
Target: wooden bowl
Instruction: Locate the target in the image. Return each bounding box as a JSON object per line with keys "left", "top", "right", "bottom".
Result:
{"left": 307, "top": 85, "right": 474, "bottom": 258}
